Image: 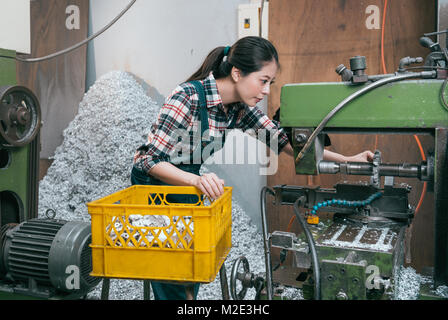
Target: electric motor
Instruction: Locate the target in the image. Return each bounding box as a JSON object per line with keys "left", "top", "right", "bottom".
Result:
{"left": 0, "top": 218, "right": 100, "bottom": 298}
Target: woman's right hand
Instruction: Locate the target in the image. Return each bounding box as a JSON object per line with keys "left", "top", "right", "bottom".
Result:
{"left": 192, "top": 172, "right": 225, "bottom": 201}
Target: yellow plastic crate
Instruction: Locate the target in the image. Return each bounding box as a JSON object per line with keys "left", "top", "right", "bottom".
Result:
{"left": 87, "top": 185, "right": 232, "bottom": 283}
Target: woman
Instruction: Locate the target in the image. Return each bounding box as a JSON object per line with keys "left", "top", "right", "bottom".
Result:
{"left": 132, "top": 36, "right": 373, "bottom": 300}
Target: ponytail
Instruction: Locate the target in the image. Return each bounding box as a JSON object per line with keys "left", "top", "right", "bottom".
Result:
{"left": 186, "top": 36, "right": 279, "bottom": 82}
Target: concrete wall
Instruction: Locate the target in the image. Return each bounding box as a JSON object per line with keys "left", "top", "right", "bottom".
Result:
{"left": 87, "top": 0, "right": 269, "bottom": 231}
{"left": 0, "top": 0, "right": 30, "bottom": 54}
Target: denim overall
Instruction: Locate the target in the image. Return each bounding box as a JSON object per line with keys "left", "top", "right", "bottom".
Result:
{"left": 130, "top": 80, "right": 237, "bottom": 300}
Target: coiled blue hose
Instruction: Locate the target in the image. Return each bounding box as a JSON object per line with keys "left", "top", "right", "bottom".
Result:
{"left": 308, "top": 192, "right": 383, "bottom": 216}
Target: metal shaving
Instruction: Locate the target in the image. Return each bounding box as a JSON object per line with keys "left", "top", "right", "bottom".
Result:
{"left": 277, "top": 285, "right": 304, "bottom": 300}
{"left": 320, "top": 225, "right": 396, "bottom": 252}
{"left": 394, "top": 266, "right": 422, "bottom": 300}
{"left": 38, "top": 71, "right": 157, "bottom": 222}
{"left": 107, "top": 214, "right": 193, "bottom": 249}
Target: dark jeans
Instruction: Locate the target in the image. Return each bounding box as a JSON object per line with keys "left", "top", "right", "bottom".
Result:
{"left": 130, "top": 165, "right": 201, "bottom": 300}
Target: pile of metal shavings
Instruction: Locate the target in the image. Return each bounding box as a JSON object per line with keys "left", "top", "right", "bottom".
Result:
{"left": 393, "top": 266, "right": 448, "bottom": 300}
{"left": 394, "top": 266, "right": 422, "bottom": 300}
{"left": 38, "top": 71, "right": 157, "bottom": 223}
{"left": 38, "top": 70, "right": 303, "bottom": 300}
{"left": 435, "top": 285, "right": 448, "bottom": 298}
{"left": 277, "top": 285, "right": 304, "bottom": 300}
{"left": 417, "top": 273, "right": 448, "bottom": 299}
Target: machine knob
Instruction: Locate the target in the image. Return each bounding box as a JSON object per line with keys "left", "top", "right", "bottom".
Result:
{"left": 0, "top": 85, "right": 41, "bottom": 147}
{"left": 294, "top": 133, "right": 308, "bottom": 145}
{"left": 336, "top": 290, "right": 348, "bottom": 300}
{"left": 419, "top": 36, "right": 441, "bottom": 52}
{"left": 9, "top": 106, "right": 31, "bottom": 126}
{"left": 350, "top": 56, "right": 367, "bottom": 72}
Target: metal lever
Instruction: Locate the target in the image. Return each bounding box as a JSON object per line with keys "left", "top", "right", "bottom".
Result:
{"left": 318, "top": 160, "right": 430, "bottom": 181}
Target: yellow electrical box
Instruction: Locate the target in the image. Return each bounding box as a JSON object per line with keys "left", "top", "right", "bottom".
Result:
{"left": 88, "top": 185, "right": 232, "bottom": 283}
{"left": 307, "top": 215, "right": 319, "bottom": 225}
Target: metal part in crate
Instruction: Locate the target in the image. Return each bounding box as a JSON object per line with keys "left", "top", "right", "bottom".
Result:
{"left": 87, "top": 185, "right": 233, "bottom": 284}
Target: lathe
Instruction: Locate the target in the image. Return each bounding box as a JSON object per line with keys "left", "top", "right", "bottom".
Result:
{"left": 230, "top": 32, "right": 448, "bottom": 300}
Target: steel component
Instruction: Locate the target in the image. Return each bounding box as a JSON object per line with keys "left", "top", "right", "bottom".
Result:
{"left": 2, "top": 218, "right": 100, "bottom": 298}
{"left": 143, "top": 280, "right": 151, "bottom": 300}
{"left": 272, "top": 183, "right": 413, "bottom": 224}
{"left": 335, "top": 64, "right": 353, "bottom": 82}
{"left": 264, "top": 183, "right": 411, "bottom": 300}
{"left": 292, "top": 129, "right": 325, "bottom": 175}
{"left": 419, "top": 36, "right": 441, "bottom": 52}
{"left": 350, "top": 56, "right": 366, "bottom": 72}
{"left": 315, "top": 223, "right": 406, "bottom": 300}
{"left": 271, "top": 231, "right": 310, "bottom": 269}
{"left": 336, "top": 290, "right": 349, "bottom": 300}
{"left": 1, "top": 52, "right": 40, "bottom": 224}
{"left": 398, "top": 56, "right": 424, "bottom": 72}
{"left": 281, "top": 76, "right": 443, "bottom": 176}
{"left": 47, "top": 221, "right": 100, "bottom": 292}
{"left": 349, "top": 56, "right": 368, "bottom": 84}
{"left": 260, "top": 186, "right": 275, "bottom": 300}
{"left": 230, "top": 256, "right": 252, "bottom": 300}
{"left": 293, "top": 71, "right": 437, "bottom": 166}
{"left": 321, "top": 256, "right": 367, "bottom": 300}
{"left": 0, "top": 86, "right": 41, "bottom": 147}
{"left": 293, "top": 198, "right": 321, "bottom": 300}
{"left": 281, "top": 79, "right": 442, "bottom": 130}
{"left": 0, "top": 223, "right": 16, "bottom": 278}
{"left": 275, "top": 33, "right": 448, "bottom": 299}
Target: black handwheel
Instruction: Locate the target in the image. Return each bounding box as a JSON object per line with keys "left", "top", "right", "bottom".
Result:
{"left": 230, "top": 256, "right": 252, "bottom": 300}
{"left": 0, "top": 85, "right": 41, "bottom": 147}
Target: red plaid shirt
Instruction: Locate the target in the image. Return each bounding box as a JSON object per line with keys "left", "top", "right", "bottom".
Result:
{"left": 134, "top": 73, "right": 289, "bottom": 174}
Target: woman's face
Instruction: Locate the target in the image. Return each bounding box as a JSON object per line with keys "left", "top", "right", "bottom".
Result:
{"left": 233, "top": 59, "right": 278, "bottom": 107}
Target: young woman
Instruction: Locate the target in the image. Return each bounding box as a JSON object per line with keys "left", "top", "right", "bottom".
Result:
{"left": 131, "top": 36, "right": 373, "bottom": 300}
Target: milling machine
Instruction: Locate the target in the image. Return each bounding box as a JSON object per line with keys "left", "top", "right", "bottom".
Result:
{"left": 230, "top": 32, "right": 448, "bottom": 300}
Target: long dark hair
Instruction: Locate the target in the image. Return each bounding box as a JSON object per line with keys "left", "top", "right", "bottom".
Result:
{"left": 186, "top": 36, "right": 279, "bottom": 82}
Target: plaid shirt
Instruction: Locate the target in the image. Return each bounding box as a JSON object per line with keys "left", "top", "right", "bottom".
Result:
{"left": 134, "top": 73, "right": 289, "bottom": 174}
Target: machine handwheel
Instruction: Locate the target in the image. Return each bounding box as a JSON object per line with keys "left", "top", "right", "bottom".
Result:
{"left": 230, "top": 256, "right": 252, "bottom": 300}
{"left": 0, "top": 86, "right": 41, "bottom": 147}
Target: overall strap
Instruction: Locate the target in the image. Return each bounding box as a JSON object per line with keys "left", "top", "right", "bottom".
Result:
{"left": 184, "top": 80, "right": 209, "bottom": 166}
{"left": 189, "top": 80, "right": 209, "bottom": 135}
{"left": 227, "top": 108, "right": 238, "bottom": 130}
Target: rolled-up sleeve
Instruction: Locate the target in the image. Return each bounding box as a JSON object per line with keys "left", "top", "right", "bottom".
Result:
{"left": 137, "top": 89, "right": 192, "bottom": 174}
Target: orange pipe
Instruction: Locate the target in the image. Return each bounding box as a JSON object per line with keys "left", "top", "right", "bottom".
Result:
{"left": 380, "top": 0, "right": 425, "bottom": 216}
